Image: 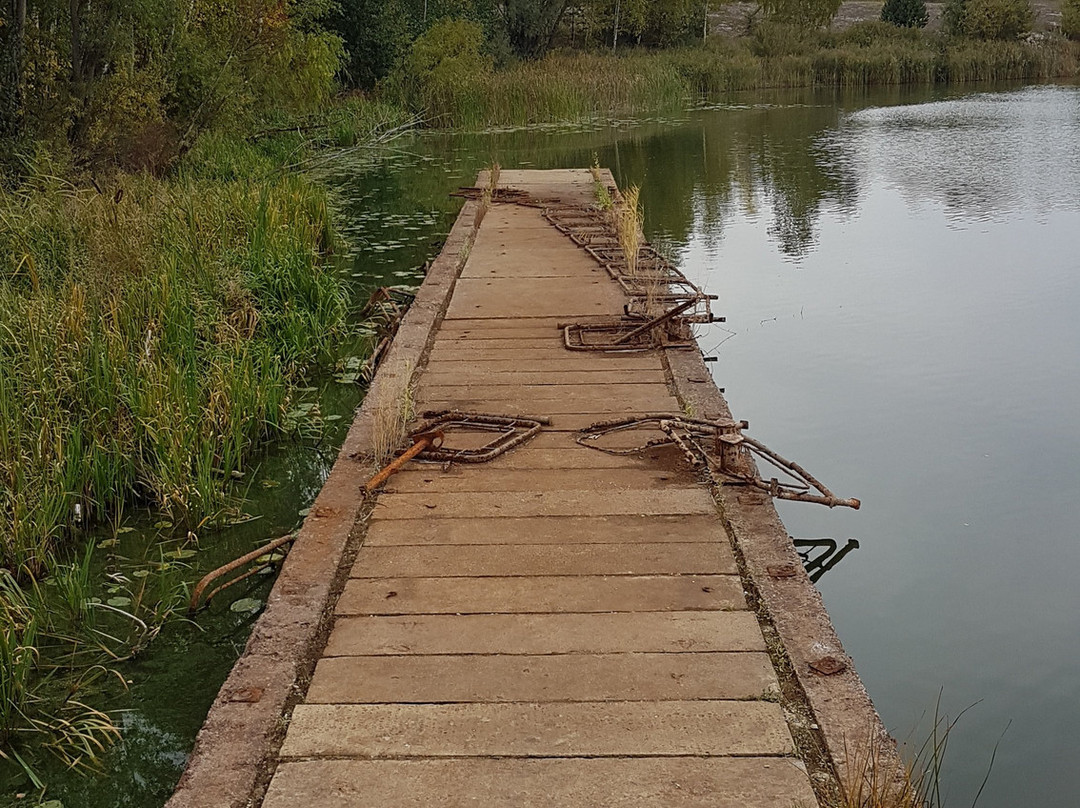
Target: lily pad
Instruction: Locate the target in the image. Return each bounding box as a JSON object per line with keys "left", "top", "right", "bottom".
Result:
{"left": 107, "top": 597, "right": 132, "bottom": 608}
{"left": 96, "top": 538, "right": 119, "bottom": 549}
{"left": 168, "top": 549, "right": 197, "bottom": 560}
{"left": 230, "top": 597, "right": 262, "bottom": 614}
{"left": 131, "top": 569, "right": 151, "bottom": 579}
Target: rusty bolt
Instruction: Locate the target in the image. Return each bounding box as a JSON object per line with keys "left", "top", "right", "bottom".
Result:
{"left": 809, "top": 656, "right": 847, "bottom": 676}
{"left": 767, "top": 564, "right": 798, "bottom": 579}
{"left": 228, "top": 687, "right": 264, "bottom": 704}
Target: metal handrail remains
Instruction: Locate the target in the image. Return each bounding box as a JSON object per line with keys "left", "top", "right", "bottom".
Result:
{"left": 576, "top": 415, "right": 860, "bottom": 510}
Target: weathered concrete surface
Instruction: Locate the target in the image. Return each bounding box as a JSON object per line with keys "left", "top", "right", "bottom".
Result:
{"left": 176, "top": 169, "right": 892, "bottom": 808}
{"left": 322, "top": 611, "right": 767, "bottom": 656}
{"left": 263, "top": 758, "right": 814, "bottom": 808}
{"left": 306, "top": 652, "right": 776, "bottom": 702}
{"left": 280, "top": 700, "right": 796, "bottom": 757}
{"left": 253, "top": 170, "right": 820, "bottom": 807}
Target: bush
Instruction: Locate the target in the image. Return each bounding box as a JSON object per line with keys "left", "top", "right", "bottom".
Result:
{"left": 1064, "top": 0, "right": 1080, "bottom": 39}
{"left": 838, "top": 20, "right": 924, "bottom": 45}
{"left": 881, "top": 0, "right": 930, "bottom": 28}
{"left": 396, "top": 18, "right": 493, "bottom": 113}
{"left": 749, "top": 21, "right": 819, "bottom": 58}
{"left": 945, "top": 0, "right": 1033, "bottom": 38}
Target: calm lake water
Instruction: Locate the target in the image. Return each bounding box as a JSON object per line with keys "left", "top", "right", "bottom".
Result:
{"left": 18, "top": 83, "right": 1079, "bottom": 807}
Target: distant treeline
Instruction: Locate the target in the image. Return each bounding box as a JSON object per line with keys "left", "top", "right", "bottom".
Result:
{"left": 3, "top": 0, "right": 1080, "bottom": 171}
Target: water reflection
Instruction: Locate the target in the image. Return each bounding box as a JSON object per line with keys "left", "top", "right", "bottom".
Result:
{"left": 838, "top": 86, "right": 1080, "bottom": 224}
{"left": 792, "top": 536, "right": 861, "bottom": 583}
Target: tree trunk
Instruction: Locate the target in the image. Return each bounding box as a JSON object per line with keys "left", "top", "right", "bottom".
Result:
{"left": 612, "top": 0, "right": 620, "bottom": 52}
{"left": 1, "top": 0, "right": 26, "bottom": 140}
{"left": 70, "top": 0, "right": 82, "bottom": 84}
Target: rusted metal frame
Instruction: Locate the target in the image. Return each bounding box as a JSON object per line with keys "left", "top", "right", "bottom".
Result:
{"left": 563, "top": 323, "right": 658, "bottom": 352}
{"left": 450, "top": 187, "right": 539, "bottom": 206}
{"left": 737, "top": 435, "right": 861, "bottom": 509}
{"left": 574, "top": 414, "right": 860, "bottom": 510}
{"left": 574, "top": 414, "right": 745, "bottom": 454}
{"left": 188, "top": 533, "right": 296, "bottom": 613}
{"left": 409, "top": 411, "right": 550, "bottom": 463}
{"left": 612, "top": 298, "right": 699, "bottom": 345}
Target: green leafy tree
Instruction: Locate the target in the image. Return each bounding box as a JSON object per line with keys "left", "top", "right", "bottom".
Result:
{"left": 397, "top": 17, "right": 492, "bottom": 110}
{"left": 944, "top": 0, "right": 1032, "bottom": 37}
{"left": 584, "top": 0, "right": 707, "bottom": 51}
{"left": 331, "top": 0, "right": 412, "bottom": 88}
{"left": 502, "top": 0, "right": 568, "bottom": 58}
{"left": 1062, "top": 0, "right": 1080, "bottom": 38}
{"left": 881, "top": 0, "right": 929, "bottom": 27}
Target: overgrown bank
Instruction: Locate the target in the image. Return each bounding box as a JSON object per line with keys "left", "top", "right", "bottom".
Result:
{"left": 389, "top": 21, "right": 1080, "bottom": 128}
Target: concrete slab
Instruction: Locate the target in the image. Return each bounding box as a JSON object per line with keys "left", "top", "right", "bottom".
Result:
{"left": 350, "top": 543, "right": 736, "bottom": 577}
{"left": 420, "top": 370, "right": 668, "bottom": 386}
{"left": 370, "top": 489, "right": 717, "bottom": 519}
{"left": 306, "top": 652, "right": 776, "bottom": 703}
{"left": 444, "top": 278, "right": 625, "bottom": 320}
{"left": 425, "top": 353, "right": 663, "bottom": 369}
{"left": 263, "top": 758, "right": 817, "bottom": 808}
{"left": 280, "top": 700, "right": 796, "bottom": 758}
{"left": 322, "top": 611, "right": 766, "bottom": 656}
{"left": 418, "top": 397, "right": 679, "bottom": 416}
{"left": 382, "top": 468, "right": 697, "bottom": 493}
{"left": 335, "top": 574, "right": 745, "bottom": 615}
{"left": 362, "top": 514, "right": 726, "bottom": 546}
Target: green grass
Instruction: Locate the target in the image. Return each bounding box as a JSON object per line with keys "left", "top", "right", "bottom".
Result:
{"left": 0, "top": 168, "right": 350, "bottom": 576}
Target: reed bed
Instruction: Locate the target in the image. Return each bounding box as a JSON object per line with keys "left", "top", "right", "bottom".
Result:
{"left": 0, "top": 170, "right": 348, "bottom": 576}
{"left": 407, "top": 33, "right": 1080, "bottom": 128}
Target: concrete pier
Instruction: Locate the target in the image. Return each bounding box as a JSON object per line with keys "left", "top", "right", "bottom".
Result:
{"left": 168, "top": 170, "right": 898, "bottom": 808}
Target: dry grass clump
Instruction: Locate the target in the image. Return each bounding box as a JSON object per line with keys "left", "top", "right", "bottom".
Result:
{"left": 834, "top": 704, "right": 1001, "bottom": 808}
{"left": 615, "top": 184, "right": 642, "bottom": 280}
{"left": 474, "top": 162, "right": 500, "bottom": 229}
{"left": 370, "top": 361, "right": 416, "bottom": 468}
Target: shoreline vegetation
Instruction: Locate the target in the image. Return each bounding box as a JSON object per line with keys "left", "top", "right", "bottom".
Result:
{"left": 397, "top": 31, "right": 1080, "bottom": 128}
{"left": 0, "top": 0, "right": 1078, "bottom": 796}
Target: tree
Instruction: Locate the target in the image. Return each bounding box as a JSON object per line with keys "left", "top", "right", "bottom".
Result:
{"left": 332, "top": 0, "right": 412, "bottom": 88}
{"left": 944, "top": 0, "right": 1032, "bottom": 37}
{"left": 881, "top": 0, "right": 929, "bottom": 27}
{"left": 0, "top": 0, "right": 27, "bottom": 142}
{"left": 1062, "top": 0, "right": 1080, "bottom": 38}
{"left": 501, "top": 0, "right": 568, "bottom": 58}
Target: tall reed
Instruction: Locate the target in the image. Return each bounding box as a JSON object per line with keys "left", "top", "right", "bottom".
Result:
{"left": 391, "top": 34, "right": 1080, "bottom": 129}
{"left": 0, "top": 169, "right": 348, "bottom": 575}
